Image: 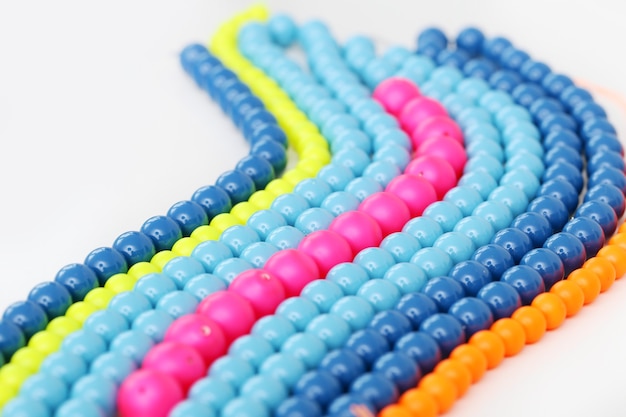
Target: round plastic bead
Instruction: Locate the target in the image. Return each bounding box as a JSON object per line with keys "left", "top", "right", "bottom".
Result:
{"left": 449, "top": 297, "right": 494, "bottom": 337}
{"left": 448, "top": 260, "right": 492, "bottom": 297}
{"left": 117, "top": 369, "right": 184, "bottom": 417}
{"left": 419, "top": 313, "right": 465, "bottom": 357}
{"left": 501, "top": 265, "right": 545, "bottom": 305}
{"left": 478, "top": 281, "right": 522, "bottom": 320}
{"left": 374, "top": 350, "right": 420, "bottom": 392}
{"left": 3, "top": 300, "right": 48, "bottom": 339}
{"left": 27, "top": 281, "right": 72, "bottom": 320}
{"left": 141, "top": 215, "right": 184, "bottom": 252}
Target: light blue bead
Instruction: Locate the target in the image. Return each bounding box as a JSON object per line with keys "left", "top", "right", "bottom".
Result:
{"left": 109, "top": 330, "right": 154, "bottom": 365}
{"left": 56, "top": 398, "right": 105, "bottom": 417}
{"left": 444, "top": 186, "right": 485, "bottom": 217}
{"left": 363, "top": 160, "right": 401, "bottom": 188}
{"left": 322, "top": 191, "right": 360, "bottom": 218}
{"left": 322, "top": 114, "right": 360, "bottom": 143}
{"left": 441, "top": 93, "right": 471, "bottom": 117}
{"left": 302, "top": 280, "right": 345, "bottom": 313}
{"left": 156, "top": 290, "right": 198, "bottom": 318}
{"left": 239, "top": 22, "right": 270, "bottom": 44}
{"left": 455, "top": 78, "right": 490, "bottom": 103}
{"left": 336, "top": 84, "right": 370, "bottom": 108}
{"left": 354, "top": 247, "right": 397, "bottom": 278}
{"left": 277, "top": 297, "right": 320, "bottom": 331}
{"left": 459, "top": 170, "right": 499, "bottom": 200}
{"left": 327, "top": 263, "right": 371, "bottom": 296}
{"left": 374, "top": 144, "right": 411, "bottom": 171}
{"left": 402, "top": 216, "right": 444, "bottom": 247}
{"left": 433, "top": 231, "right": 477, "bottom": 264}
{"left": 39, "top": 351, "right": 87, "bottom": 385}
{"left": 305, "top": 313, "right": 352, "bottom": 349}
{"left": 381, "top": 45, "right": 412, "bottom": 70}
{"left": 132, "top": 309, "right": 173, "bottom": 343}
{"left": 266, "top": 226, "right": 305, "bottom": 250}
{"left": 240, "top": 242, "right": 279, "bottom": 268}
{"left": 330, "top": 296, "right": 375, "bottom": 331}
{"left": 423, "top": 80, "right": 452, "bottom": 102}
{"left": 20, "top": 373, "right": 68, "bottom": 409}
{"left": 219, "top": 225, "right": 260, "bottom": 257}
{"left": 357, "top": 279, "right": 402, "bottom": 312}
{"left": 260, "top": 352, "right": 307, "bottom": 389}
{"left": 505, "top": 152, "right": 545, "bottom": 179}
{"left": 396, "top": 67, "right": 428, "bottom": 87}
{"left": 247, "top": 209, "right": 288, "bottom": 241}
{"left": 423, "top": 201, "right": 464, "bottom": 232}
{"left": 402, "top": 55, "right": 435, "bottom": 81}
{"left": 90, "top": 351, "right": 137, "bottom": 386}
{"left": 466, "top": 141, "right": 505, "bottom": 163}
{"left": 294, "top": 178, "right": 333, "bottom": 207}
{"left": 344, "top": 177, "right": 383, "bottom": 202}
{"left": 464, "top": 122, "right": 501, "bottom": 144}
{"left": 189, "top": 376, "right": 236, "bottom": 412}
{"left": 183, "top": 273, "right": 227, "bottom": 301}
{"left": 294, "top": 84, "right": 330, "bottom": 111}
{"left": 280, "top": 333, "right": 328, "bottom": 369}
{"left": 473, "top": 200, "right": 514, "bottom": 231}
{"left": 71, "top": 374, "right": 116, "bottom": 415}
{"left": 309, "top": 98, "right": 346, "bottom": 128}
{"left": 343, "top": 35, "right": 375, "bottom": 56}
{"left": 108, "top": 291, "right": 152, "bottom": 323}
{"left": 411, "top": 247, "right": 454, "bottom": 279}
{"left": 500, "top": 167, "right": 541, "bottom": 199}
{"left": 271, "top": 194, "right": 310, "bottom": 226}
{"left": 457, "top": 106, "right": 492, "bottom": 129}
{"left": 331, "top": 129, "right": 372, "bottom": 154}
{"left": 241, "top": 375, "right": 288, "bottom": 410}
{"left": 295, "top": 207, "right": 335, "bottom": 235}
{"left": 383, "top": 263, "right": 428, "bottom": 294}
{"left": 61, "top": 329, "right": 106, "bottom": 364}
{"left": 209, "top": 356, "right": 255, "bottom": 392}
{"left": 479, "top": 90, "right": 514, "bottom": 114}
{"left": 502, "top": 120, "right": 541, "bottom": 144}
{"left": 364, "top": 114, "right": 399, "bottom": 142}
{"left": 318, "top": 164, "right": 355, "bottom": 192}
{"left": 222, "top": 397, "right": 269, "bottom": 417}
{"left": 333, "top": 147, "right": 371, "bottom": 176}
{"left": 505, "top": 136, "right": 544, "bottom": 159}
{"left": 134, "top": 273, "right": 177, "bottom": 305}
{"left": 373, "top": 128, "right": 412, "bottom": 152}
{"left": 191, "top": 240, "right": 234, "bottom": 273}
{"left": 362, "top": 58, "right": 395, "bottom": 89}
{"left": 162, "top": 256, "right": 206, "bottom": 289}
{"left": 488, "top": 185, "right": 530, "bottom": 218}
{"left": 430, "top": 66, "right": 464, "bottom": 89}
{"left": 171, "top": 400, "right": 216, "bottom": 417}
{"left": 453, "top": 216, "right": 496, "bottom": 248}
{"left": 213, "top": 258, "right": 253, "bottom": 285}
{"left": 268, "top": 14, "right": 297, "bottom": 47}
{"left": 464, "top": 154, "right": 505, "bottom": 179}
{"left": 229, "top": 335, "right": 275, "bottom": 370}
{"left": 83, "top": 309, "right": 129, "bottom": 344}
{"left": 349, "top": 98, "right": 384, "bottom": 124}
{"left": 251, "top": 315, "right": 297, "bottom": 350}
{"left": 2, "top": 397, "right": 50, "bottom": 417}
{"left": 381, "top": 232, "right": 421, "bottom": 263}
{"left": 495, "top": 104, "right": 531, "bottom": 129}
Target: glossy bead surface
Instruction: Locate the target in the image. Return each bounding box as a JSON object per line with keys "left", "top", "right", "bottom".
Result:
{"left": 449, "top": 297, "right": 494, "bottom": 337}
{"left": 395, "top": 331, "right": 441, "bottom": 374}
{"left": 419, "top": 313, "right": 465, "bottom": 357}
{"left": 478, "top": 282, "right": 522, "bottom": 320}
{"left": 3, "top": 300, "right": 48, "bottom": 339}
{"left": 27, "top": 281, "right": 72, "bottom": 320}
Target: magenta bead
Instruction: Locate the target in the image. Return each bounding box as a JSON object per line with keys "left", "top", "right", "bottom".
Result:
{"left": 411, "top": 115, "right": 464, "bottom": 148}
{"left": 359, "top": 192, "right": 411, "bottom": 237}
{"left": 372, "top": 77, "right": 421, "bottom": 116}
{"left": 298, "top": 230, "right": 354, "bottom": 277}
{"left": 264, "top": 249, "right": 321, "bottom": 297}
{"left": 386, "top": 174, "right": 438, "bottom": 217}
{"left": 196, "top": 291, "right": 256, "bottom": 343}
{"left": 229, "top": 269, "right": 287, "bottom": 317}
{"left": 142, "top": 341, "right": 206, "bottom": 393}
{"left": 329, "top": 211, "right": 383, "bottom": 255}
{"left": 405, "top": 155, "right": 458, "bottom": 199}
{"left": 118, "top": 369, "right": 184, "bottom": 417}
{"left": 399, "top": 96, "right": 449, "bottom": 133}
{"left": 164, "top": 313, "right": 226, "bottom": 366}
{"left": 416, "top": 135, "right": 468, "bottom": 178}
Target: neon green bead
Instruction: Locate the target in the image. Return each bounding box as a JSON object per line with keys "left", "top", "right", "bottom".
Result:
{"left": 0, "top": 383, "right": 17, "bottom": 407}
{"left": 306, "top": 147, "right": 332, "bottom": 165}
{"left": 248, "top": 190, "right": 276, "bottom": 210}
{"left": 282, "top": 169, "right": 312, "bottom": 186}
{"left": 47, "top": 316, "right": 82, "bottom": 337}
{"left": 65, "top": 301, "right": 99, "bottom": 324}
{"left": 84, "top": 288, "right": 115, "bottom": 310}
{"left": 151, "top": 250, "right": 176, "bottom": 271}
{"left": 127, "top": 262, "right": 160, "bottom": 280}
{"left": 10, "top": 346, "right": 46, "bottom": 373}
{"left": 0, "top": 363, "right": 32, "bottom": 390}
{"left": 231, "top": 202, "right": 261, "bottom": 224}
{"left": 297, "top": 159, "right": 326, "bottom": 176}
{"left": 191, "top": 225, "right": 221, "bottom": 242}
{"left": 265, "top": 178, "right": 294, "bottom": 196}
{"left": 105, "top": 273, "right": 138, "bottom": 294}
{"left": 210, "top": 213, "right": 243, "bottom": 232}
{"left": 171, "top": 237, "right": 201, "bottom": 257}
{"left": 29, "top": 331, "right": 63, "bottom": 355}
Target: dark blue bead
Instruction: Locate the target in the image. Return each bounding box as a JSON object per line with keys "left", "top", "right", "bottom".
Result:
{"left": 527, "top": 196, "right": 570, "bottom": 233}
{"left": 276, "top": 397, "right": 322, "bottom": 417}
{"left": 572, "top": 101, "right": 607, "bottom": 124}
{"left": 482, "top": 36, "right": 512, "bottom": 61}
{"left": 575, "top": 200, "right": 618, "bottom": 238}
{"left": 319, "top": 349, "right": 366, "bottom": 389}
{"left": 538, "top": 179, "right": 579, "bottom": 214}
{"left": 394, "top": 293, "right": 438, "bottom": 330}
{"left": 448, "top": 260, "right": 492, "bottom": 297}
{"left": 499, "top": 46, "right": 530, "bottom": 70}
{"left": 511, "top": 83, "right": 545, "bottom": 108}
{"left": 563, "top": 217, "right": 605, "bottom": 258}
{"left": 585, "top": 183, "right": 625, "bottom": 218}
{"left": 544, "top": 144, "right": 583, "bottom": 171}
{"left": 529, "top": 97, "right": 564, "bottom": 123}
{"left": 27, "top": 281, "right": 72, "bottom": 320}
{"left": 3, "top": 300, "right": 48, "bottom": 339}
{"left": 477, "top": 282, "right": 522, "bottom": 320}
{"left": 224, "top": 85, "right": 253, "bottom": 121}
{"left": 472, "top": 244, "right": 515, "bottom": 280}
{"left": 436, "top": 49, "right": 470, "bottom": 68}
{"left": 422, "top": 276, "right": 465, "bottom": 312}
{"left": 140, "top": 215, "right": 184, "bottom": 252}
{"left": 560, "top": 86, "right": 593, "bottom": 111}
{"left": 587, "top": 133, "right": 623, "bottom": 156}
{"left": 588, "top": 150, "right": 625, "bottom": 174}
{"left": 589, "top": 166, "right": 626, "bottom": 195}
{"left": 54, "top": 263, "right": 98, "bottom": 302}
{"left": 249, "top": 123, "right": 288, "bottom": 148}
{"left": 215, "top": 170, "right": 256, "bottom": 205}
{"left": 512, "top": 212, "right": 553, "bottom": 247}
{"left": 544, "top": 232, "right": 587, "bottom": 276}
{"left": 194, "top": 57, "right": 224, "bottom": 93}
{"left": 373, "top": 351, "right": 420, "bottom": 392}
{"left": 295, "top": 370, "right": 343, "bottom": 410}
{"left": 456, "top": 27, "right": 485, "bottom": 56}
{"left": 192, "top": 185, "right": 232, "bottom": 220}
{"left": 236, "top": 155, "right": 276, "bottom": 190}
{"left": 350, "top": 372, "right": 398, "bottom": 412}
{"left": 84, "top": 247, "right": 128, "bottom": 285}
{"left": 251, "top": 138, "right": 288, "bottom": 175}
{"left": 345, "top": 329, "right": 390, "bottom": 369}
{"left": 448, "top": 297, "right": 494, "bottom": 337}
{"left": 205, "top": 67, "right": 237, "bottom": 98}
{"left": 179, "top": 43, "right": 210, "bottom": 76}
{"left": 543, "top": 162, "right": 584, "bottom": 193}
{"left": 520, "top": 248, "right": 565, "bottom": 290}
{"left": 543, "top": 130, "right": 583, "bottom": 153}
{"left": 369, "top": 311, "right": 412, "bottom": 346}
{"left": 232, "top": 94, "right": 264, "bottom": 122}
{"left": 0, "top": 320, "right": 25, "bottom": 359}
{"left": 489, "top": 69, "right": 522, "bottom": 93}
{"left": 328, "top": 394, "right": 375, "bottom": 417}
{"left": 243, "top": 109, "right": 278, "bottom": 135}
{"left": 394, "top": 332, "right": 441, "bottom": 373}
{"left": 417, "top": 27, "right": 448, "bottom": 50}
{"left": 113, "top": 231, "right": 157, "bottom": 265}
{"left": 167, "top": 201, "right": 209, "bottom": 237}
{"left": 542, "top": 73, "right": 574, "bottom": 98}
{"left": 416, "top": 43, "right": 442, "bottom": 60}
{"left": 491, "top": 228, "right": 534, "bottom": 263}
{"left": 419, "top": 313, "right": 465, "bottom": 357}
{"left": 520, "top": 60, "right": 551, "bottom": 84}
{"left": 540, "top": 112, "right": 577, "bottom": 135}
{"left": 500, "top": 265, "right": 545, "bottom": 305}
{"left": 582, "top": 118, "right": 618, "bottom": 141}
{"left": 463, "top": 58, "right": 496, "bottom": 79}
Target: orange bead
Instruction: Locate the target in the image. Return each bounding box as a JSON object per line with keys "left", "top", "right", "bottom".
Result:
{"left": 618, "top": 223, "right": 626, "bottom": 234}
{"left": 609, "top": 232, "right": 626, "bottom": 251}
{"left": 598, "top": 245, "right": 626, "bottom": 278}
{"left": 567, "top": 268, "right": 601, "bottom": 305}
{"left": 550, "top": 280, "right": 584, "bottom": 317}
{"left": 511, "top": 306, "right": 547, "bottom": 344}
{"left": 379, "top": 404, "right": 414, "bottom": 417}
{"left": 449, "top": 344, "right": 487, "bottom": 383}
{"left": 418, "top": 373, "right": 458, "bottom": 413}
{"left": 468, "top": 330, "right": 505, "bottom": 370}
{"left": 434, "top": 358, "right": 472, "bottom": 397}
{"left": 490, "top": 318, "right": 526, "bottom": 357}
{"left": 583, "top": 256, "right": 616, "bottom": 292}
{"left": 399, "top": 388, "right": 439, "bottom": 417}
{"left": 531, "top": 293, "right": 566, "bottom": 330}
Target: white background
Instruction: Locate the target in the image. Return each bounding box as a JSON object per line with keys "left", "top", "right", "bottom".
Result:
{"left": 1, "top": 1, "right": 626, "bottom": 416}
